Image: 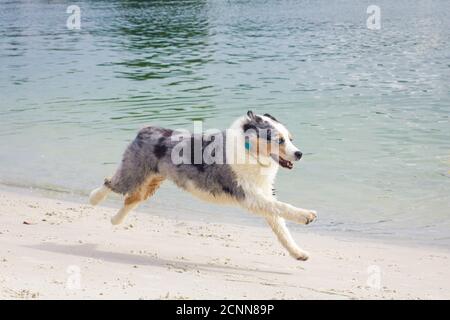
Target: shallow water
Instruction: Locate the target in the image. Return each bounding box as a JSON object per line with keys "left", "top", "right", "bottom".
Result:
{"left": 1, "top": 0, "right": 449, "bottom": 246}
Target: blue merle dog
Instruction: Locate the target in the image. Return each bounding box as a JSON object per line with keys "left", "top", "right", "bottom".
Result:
{"left": 89, "top": 111, "right": 317, "bottom": 260}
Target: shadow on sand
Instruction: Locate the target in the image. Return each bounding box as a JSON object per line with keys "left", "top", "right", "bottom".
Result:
{"left": 26, "top": 242, "right": 292, "bottom": 276}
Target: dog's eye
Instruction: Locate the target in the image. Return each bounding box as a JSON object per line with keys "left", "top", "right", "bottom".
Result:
{"left": 278, "top": 137, "right": 285, "bottom": 144}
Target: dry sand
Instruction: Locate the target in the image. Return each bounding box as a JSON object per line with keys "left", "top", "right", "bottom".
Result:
{"left": 0, "top": 187, "right": 449, "bottom": 299}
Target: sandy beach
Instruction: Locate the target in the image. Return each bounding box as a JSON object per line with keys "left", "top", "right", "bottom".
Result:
{"left": 0, "top": 186, "right": 449, "bottom": 300}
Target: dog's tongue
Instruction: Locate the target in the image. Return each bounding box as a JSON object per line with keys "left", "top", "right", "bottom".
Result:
{"left": 279, "top": 157, "right": 293, "bottom": 169}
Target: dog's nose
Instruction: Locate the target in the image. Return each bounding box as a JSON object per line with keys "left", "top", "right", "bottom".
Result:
{"left": 294, "top": 151, "right": 302, "bottom": 160}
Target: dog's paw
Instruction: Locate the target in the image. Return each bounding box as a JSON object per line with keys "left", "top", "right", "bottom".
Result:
{"left": 305, "top": 210, "right": 317, "bottom": 225}
{"left": 296, "top": 254, "right": 309, "bottom": 261}
{"left": 295, "top": 210, "right": 317, "bottom": 225}
{"left": 291, "top": 250, "right": 309, "bottom": 261}
{"left": 110, "top": 215, "right": 123, "bottom": 225}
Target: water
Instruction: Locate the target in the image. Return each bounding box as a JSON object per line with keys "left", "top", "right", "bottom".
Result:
{"left": 1, "top": 0, "right": 449, "bottom": 246}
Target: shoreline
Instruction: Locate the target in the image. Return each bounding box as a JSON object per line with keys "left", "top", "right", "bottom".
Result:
{"left": 0, "top": 186, "right": 449, "bottom": 299}
{"left": 1, "top": 182, "right": 448, "bottom": 252}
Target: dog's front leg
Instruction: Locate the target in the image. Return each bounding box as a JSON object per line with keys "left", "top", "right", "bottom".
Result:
{"left": 245, "top": 196, "right": 317, "bottom": 225}
{"left": 265, "top": 215, "right": 309, "bottom": 260}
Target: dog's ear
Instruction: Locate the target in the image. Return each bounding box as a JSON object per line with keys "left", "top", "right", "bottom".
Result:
{"left": 263, "top": 113, "right": 279, "bottom": 123}
{"left": 247, "top": 110, "right": 263, "bottom": 123}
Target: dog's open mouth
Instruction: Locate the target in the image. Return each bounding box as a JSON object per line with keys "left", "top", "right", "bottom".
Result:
{"left": 271, "top": 154, "right": 293, "bottom": 169}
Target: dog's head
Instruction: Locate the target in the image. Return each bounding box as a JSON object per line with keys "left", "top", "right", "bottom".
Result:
{"left": 242, "top": 111, "right": 302, "bottom": 169}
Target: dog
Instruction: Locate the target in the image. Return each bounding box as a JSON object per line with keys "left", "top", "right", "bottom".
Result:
{"left": 89, "top": 111, "right": 317, "bottom": 260}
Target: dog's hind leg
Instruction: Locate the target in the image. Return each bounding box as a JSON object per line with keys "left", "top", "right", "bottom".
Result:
{"left": 111, "top": 175, "right": 165, "bottom": 225}
{"left": 89, "top": 179, "right": 112, "bottom": 206}
{"left": 265, "top": 215, "right": 309, "bottom": 261}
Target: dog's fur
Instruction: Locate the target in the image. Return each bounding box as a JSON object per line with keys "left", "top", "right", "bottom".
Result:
{"left": 89, "top": 111, "right": 317, "bottom": 260}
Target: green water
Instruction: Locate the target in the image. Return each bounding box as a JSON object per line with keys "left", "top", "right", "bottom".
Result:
{"left": 0, "top": 0, "right": 449, "bottom": 245}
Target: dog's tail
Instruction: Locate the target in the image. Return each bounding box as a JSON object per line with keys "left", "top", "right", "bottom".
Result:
{"left": 89, "top": 178, "right": 112, "bottom": 206}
